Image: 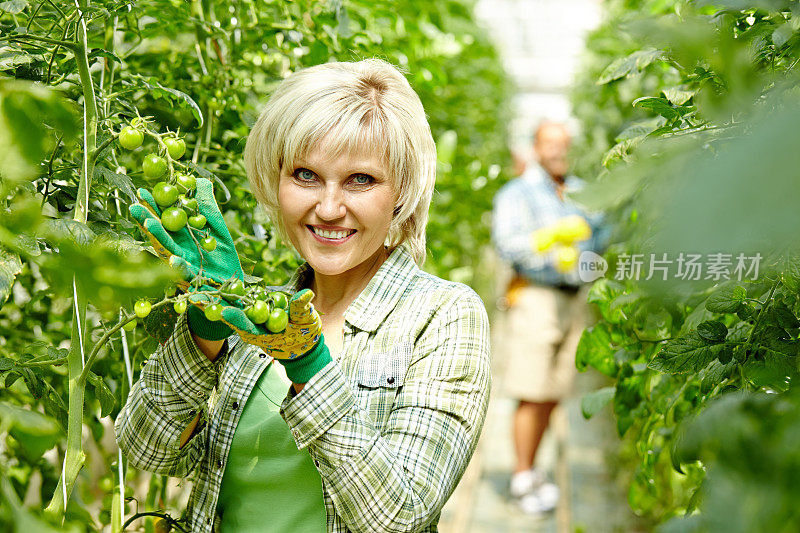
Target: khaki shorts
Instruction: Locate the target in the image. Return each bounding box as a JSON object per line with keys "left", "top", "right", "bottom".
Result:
{"left": 494, "top": 284, "right": 589, "bottom": 402}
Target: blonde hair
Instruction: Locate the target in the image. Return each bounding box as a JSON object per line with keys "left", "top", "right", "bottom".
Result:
{"left": 243, "top": 58, "right": 437, "bottom": 265}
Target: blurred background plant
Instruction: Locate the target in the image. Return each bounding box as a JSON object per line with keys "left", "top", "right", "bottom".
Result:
{"left": 570, "top": 0, "right": 800, "bottom": 530}
{"left": 0, "top": 0, "right": 511, "bottom": 530}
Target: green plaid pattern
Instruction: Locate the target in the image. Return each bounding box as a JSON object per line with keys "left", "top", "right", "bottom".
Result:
{"left": 115, "top": 244, "right": 491, "bottom": 532}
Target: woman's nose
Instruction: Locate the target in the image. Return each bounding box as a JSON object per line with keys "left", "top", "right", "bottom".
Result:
{"left": 315, "top": 185, "right": 346, "bottom": 220}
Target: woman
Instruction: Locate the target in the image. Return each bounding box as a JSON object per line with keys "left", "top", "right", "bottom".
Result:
{"left": 115, "top": 59, "right": 491, "bottom": 533}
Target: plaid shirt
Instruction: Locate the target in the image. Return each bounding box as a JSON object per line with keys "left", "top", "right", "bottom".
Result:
{"left": 114, "top": 244, "right": 491, "bottom": 533}
{"left": 491, "top": 164, "right": 608, "bottom": 286}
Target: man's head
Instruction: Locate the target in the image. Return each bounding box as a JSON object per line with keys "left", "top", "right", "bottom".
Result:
{"left": 533, "top": 121, "right": 571, "bottom": 182}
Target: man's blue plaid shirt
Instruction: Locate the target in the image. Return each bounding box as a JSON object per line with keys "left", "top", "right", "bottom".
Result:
{"left": 491, "top": 164, "right": 608, "bottom": 286}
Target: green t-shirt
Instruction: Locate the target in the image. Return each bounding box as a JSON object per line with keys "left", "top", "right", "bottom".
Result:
{"left": 216, "top": 362, "right": 326, "bottom": 532}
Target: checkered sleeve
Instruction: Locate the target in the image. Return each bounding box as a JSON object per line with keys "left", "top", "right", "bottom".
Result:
{"left": 114, "top": 311, "right": 227, "bottom": 476}
{"left": 281, "top": 286, "right": 491, "bottom": 532}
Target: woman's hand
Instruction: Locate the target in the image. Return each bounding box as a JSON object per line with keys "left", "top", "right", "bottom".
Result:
{"left": 128, "top": 177, "right": 244, "bottom": 291}
{"left": 129, "top": 177, "right": 245, "bottom": 340}
{"left": 189, "top": 288, "right": 331, "bottom": 384}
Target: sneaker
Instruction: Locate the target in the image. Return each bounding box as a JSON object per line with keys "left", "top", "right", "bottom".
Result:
{"left": 509, "top": 468, "right": 559, "bottom": 512}
{"left": 533, "top": 481, "right": 559, "bottom": 510}
{"left": 517, "top": 489, "right": 556, "bottom": 516}
{"left": 509, "top": 468, "right": 539, "bottom": 498}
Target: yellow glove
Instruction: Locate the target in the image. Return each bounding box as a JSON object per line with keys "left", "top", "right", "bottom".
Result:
{"left": 530, "top": 227, "right": 557, "bottom": 253}
{"left": 553, "top": 215, "right": 592, "bottom": 245}
{"left": 554, "top": 245, "right": 580, "bottom": 273}
{"left": 189, "top": 288, "right": 322, "bottom": 360}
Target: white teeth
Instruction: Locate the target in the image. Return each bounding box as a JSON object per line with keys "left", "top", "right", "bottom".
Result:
{"left": 312, "top": 227, "right": 352, "bottom": 239}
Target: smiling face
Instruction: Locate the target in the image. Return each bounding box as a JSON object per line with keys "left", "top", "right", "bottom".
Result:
{"left": 277, "top": 142, "right": 397, "bottom": 277}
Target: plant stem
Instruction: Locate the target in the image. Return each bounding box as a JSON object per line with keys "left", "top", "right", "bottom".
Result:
{"left": 45, "top": 0, "right": 97, "bottom": 518}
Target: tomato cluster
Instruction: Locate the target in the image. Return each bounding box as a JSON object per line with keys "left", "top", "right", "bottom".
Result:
{"left": 118, "top": 120, "right": 218, "bottom": 251}
{"left": 130, "top": 278, "right": 290, "bottom": 334}
{"left": 219, "top": 280, "right": 290, "bottom": 333}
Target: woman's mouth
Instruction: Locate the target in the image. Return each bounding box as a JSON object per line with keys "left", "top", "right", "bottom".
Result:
{"left": 307, "top": 225, "right": 357, "bottom": 244}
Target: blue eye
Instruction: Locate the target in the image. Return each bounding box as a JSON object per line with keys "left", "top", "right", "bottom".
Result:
{"left": 296, "top": 169, "right": 315, "bottom": 181}
{"left": 352, "top": 174, "right": 373, "bottom": 185}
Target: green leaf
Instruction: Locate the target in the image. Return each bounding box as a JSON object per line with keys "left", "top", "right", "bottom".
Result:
{"left": 597, "top": 48, "right": 662, "bottom": 84}
{"left": 742, "top": 354, "right": 794, "bottom": 392}
{"left": 705, "top": 285, "right": 746, "bottom": 313}
{"left": 581, "top": 386, "right": 615, "bottom": 419}
{"left": 781, "top": 256, "right": 800, "bottom": 293}
{"left": 131, "top": 75, "right": 204, "bottom": 128}
{"left": 42, "top": 217, "right": 96, "bottom": 246}
{"left": 681, "top": 302, "right": 714, "bottom": 334}
{"left": 697, "top": 320, "right": 728, "bottom": 343}
{"left": 0, "top": 402, "right": 60, "bottom": 439}
{"left": 0, "top": 45, "right": 41, "bottom": 70}
{"left": 649, "top": 332, "right": 719, "bottom": 374}
{"left": 700, "top": 359, "right": 733, "bottom": 394}
{"left": 576, "top": 323, "right": 618, "bottom": 377}
{"left": 663, "top": 87, "right": 696, "bottom": 106}
{"left": 602, "top": 138, "right": 641, "bottom": 168}
{"left": 95, "top": 166, "right": 137, "bottom": 203}
{"left": 0, "top": 79, "right": 77, "bottom": 181}
{"left": 0, "top": 248, "right": 22, "bottom": 308}
{"left": 0, "top": 357, "right": 13, "bottom": 371}
{"left": 632, "top": 96, "right": 680, "bottom": 120}
{"left": 0, "top": 0, "right": 27, "bottom": 14}
{"left": 87, "top": 372, "right": 115, "bottom": 417}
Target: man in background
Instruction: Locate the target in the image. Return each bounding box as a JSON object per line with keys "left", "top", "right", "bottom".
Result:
{"left": 491, "top": 120, "right": 607, "bottom": 515}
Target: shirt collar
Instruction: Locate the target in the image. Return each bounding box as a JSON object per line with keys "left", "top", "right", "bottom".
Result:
{"left": 284, "top": 244, "right": 419, "bottom": 333}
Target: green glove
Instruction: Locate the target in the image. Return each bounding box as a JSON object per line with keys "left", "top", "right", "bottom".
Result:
{"left": 128, "top": 177, "right": 244, "bottom": 340}
{"left": 188, "top": 288, "right": 331, "bottom": 383}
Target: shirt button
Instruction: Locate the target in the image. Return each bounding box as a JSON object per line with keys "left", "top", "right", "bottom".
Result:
{"left": 387, "top": 376, "right": 395, "bottom": 385}
{"left": 206, "top": 517, "right": 212, "bottom": 525}
{"left": 314, "top": 459, "right": 320, "bottom": 467}
{"left": 232, "top": 401, "right": 239, "bottom": 410}
{"left": 259, "top": 353, "right": 267, "bottom": 359}
{"left": 217, "top": 459, "right": 223, "bottom": 468}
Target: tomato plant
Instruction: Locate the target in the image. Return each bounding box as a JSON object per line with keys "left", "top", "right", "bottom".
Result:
{"left": 570, "top": 0, "right": 800, "bottom": 528}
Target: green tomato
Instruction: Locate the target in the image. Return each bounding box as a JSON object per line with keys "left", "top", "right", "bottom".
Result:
{"left": 245, "top": 300, "right": 270, "bottom": 324}
{"left": 152, "top": 182, "right": 179, "bottom": 208}
{"left": 173, "top": 300, "right": 187, "bottom": 314}
{"left": 142, "top": 154, "right": 167, "bottom": 179}
{"left": 188, "top": 214, "right": 207, "bottom": 229}
{"left": 176, "top": 173, "right": 197, "bottom": 193}
{"left": 204, "top": 303, "right": 223, "bottom": 321}
{"left": 178, "top": 195, "right": 199, "bottom": 212}
{"left": 161, "top": 207, "right": 188, "bottom": 232}
{"left": 266, "top": 308, "right": 289, "bottom": 333}
{"left": 118, "top": 126, "right": 144, "bottom": 150}
{"left": 122, "top": 319, "right": 137, "bottom": 331}
{"left": 251, "top": 287, "right": 268, "bottom": 300}
{"left": 270, "top": 291, "right": 289, "bottom": 310}
{"left": 164, "top": 137, "right": 186, "bottom": 160}
{"left": 227, "top": 280, "right": 246, "bottom": 296}
{"left": 134, "top": 300, "right": 151, "bottom": 318}
{"left": 201, "top": 236, "right": 217, "bottom": 251}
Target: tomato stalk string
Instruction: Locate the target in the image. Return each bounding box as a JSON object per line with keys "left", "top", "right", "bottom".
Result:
{"left": 118, "top": 309, "right": 133, "bottom": 533}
